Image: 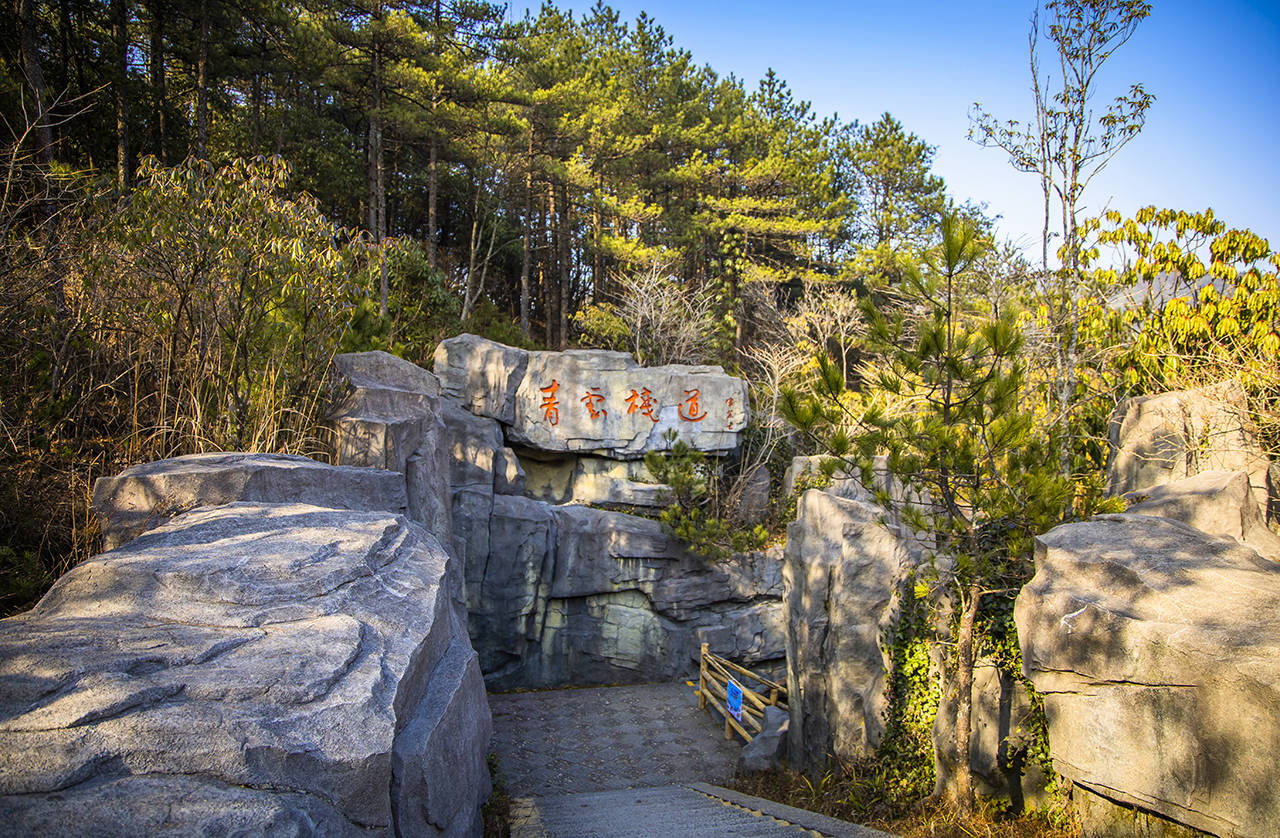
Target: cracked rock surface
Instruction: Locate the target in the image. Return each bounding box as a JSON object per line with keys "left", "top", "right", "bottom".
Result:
{"left": 1016, "top": 513, "right": 1280, "bottom": 838}
{"left": 0, "top": 501, "right": 491, "bottom": 837}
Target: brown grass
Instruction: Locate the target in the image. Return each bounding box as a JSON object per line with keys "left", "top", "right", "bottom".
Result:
{"left": 732, "top": 769, "right": 1080, "bottom": 838}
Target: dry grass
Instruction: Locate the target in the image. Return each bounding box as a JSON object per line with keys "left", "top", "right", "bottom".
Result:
{"left": 732, "top": 769, "right": 1080, "bottom": 838}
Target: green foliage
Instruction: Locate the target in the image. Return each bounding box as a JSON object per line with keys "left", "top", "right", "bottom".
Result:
{"left": 874, "top": 592, "right": 943, "bottom": 806}
{"left": 89, "top": 156, "right": 372, "bottom": 454}
{"left": 782, "top": 210, "right": 1073, "bottom": 810}
{"left": 644, "top": 431, "right": 767, "bottom": 559}
{"left": 0, "top": 546, "right": 52, "bottom": 617}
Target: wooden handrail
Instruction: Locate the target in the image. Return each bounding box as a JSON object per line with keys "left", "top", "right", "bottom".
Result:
{"left": 694, "top": 642, "right": 788, "bottom": 745}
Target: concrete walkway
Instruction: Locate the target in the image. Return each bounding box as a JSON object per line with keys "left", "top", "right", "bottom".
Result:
{"left": 490, "top": 681, "right": 895, "bottom": 838}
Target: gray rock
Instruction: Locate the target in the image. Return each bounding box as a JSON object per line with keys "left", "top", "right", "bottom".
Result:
{"left": 738, "top": 705, "right": 790, "bottom": 774}
{"left": 333, "top": 349, "right": 441, "bottom": 398}
{"left": 327, "top": 350, "right": 444, "bottom": 474}
{"left": 443, "top": 402, "right": 504, "bottom": 492}
{"left": 0, "top": 774, "right": 365, "bottom": 837}
{"left": 783, "top": 488, "right": 911, "bottom": 775}
{"left": 1016, "top": 513, "right": 1280, "bottom": 838}
{"left": 736, "top": 465, "right": 772, "bottom": 525}
{"left": 328, "top": 351, "right": 456, "bottom": 594}
{"left": 91, "top": 452, "right": 408, "bottom": 550}
{"left": 522, "top": 455, "right": 670, "bottom": 510}
{"left": 507, "top": 349, "right": 749, "bottom": 457}
{"left": 433, "top": 334, "right": 529, "bottom": 425}
{"left": 471, "top": 500, "right": 785, "bottom": 691}
{"left": 467, "top": 494, "right": 555, "bottom": 678}
{"left": 494, "top": 447, "right": 527, "bottom": 495}
{"left": 931, "top": 657, "right": 1049, "bottom": 812}
{"left": 1127, "top": 469, "right": 1280, "bottom": 561}
{"left": 0, "top": 501, "right": 491, "bottom": 836}
{"left": 1107, "top": 380, "right": 1271, "bottom": 510}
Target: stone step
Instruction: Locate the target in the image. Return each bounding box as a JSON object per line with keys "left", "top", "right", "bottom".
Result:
{"left": 510, "top": 783, "right": 895, "bottom": 838}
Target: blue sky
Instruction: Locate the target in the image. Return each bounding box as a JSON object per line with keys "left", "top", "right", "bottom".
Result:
{"left": 508, "top": 0, "right": 1280, "bottom": 263}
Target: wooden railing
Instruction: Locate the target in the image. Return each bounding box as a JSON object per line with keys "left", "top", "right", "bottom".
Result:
{"left": 694, "top": 642, "right": 788, "bottom": 744}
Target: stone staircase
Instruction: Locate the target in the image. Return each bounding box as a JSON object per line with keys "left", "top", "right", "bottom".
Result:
{"left": 510, "top": 783, "right": 892, "bottom": 838}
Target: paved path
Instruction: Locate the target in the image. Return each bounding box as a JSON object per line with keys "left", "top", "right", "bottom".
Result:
{"left": 489, "top": 681, "right": 739, "bottom": 797}
{"left": 491, "top": 681, "right": 895, "bottom": 838}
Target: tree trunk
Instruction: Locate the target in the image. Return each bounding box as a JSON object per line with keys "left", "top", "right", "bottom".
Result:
{"left": 367, "top": 49, "right": 386, "bottom": 317}
{"left": 148, "top": 0, "right": 167, "bottom": 162}
{"left": 519, "top": 132, "right": 533, "bottom": 338}
{"left": 557, "top": 183, "right": 570, "bottom": 350}
{"left": 112, "top": 0, "right": 130, "bottom": 188}
{"left": 541, "top": 187, "right": 552, "bottom": 347}
{"left": 195, "top": 0, "right": 209, "bottom": 159}
{"left": 427, "top": 136, "right": 439, "bottom": 270}
{"left": 20, "top": 0, "right": 55, "bottom": 167}
{"left": 953, "top": 583, "right": 983, "bottom": 811}
{"left": 592, "top": 173, "right": 603, "bottom": 303}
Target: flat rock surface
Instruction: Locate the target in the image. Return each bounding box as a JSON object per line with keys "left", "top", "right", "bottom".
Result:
{"left": 489, "top": 682, "right": 740, "bottom": 797}
{"left": 90, "top": 452, "right": 408, "bottom": 549}
{"left": 0, "top": 500, "right": 491, "bottom": 836}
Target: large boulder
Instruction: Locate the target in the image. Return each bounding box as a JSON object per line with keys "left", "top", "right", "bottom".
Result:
{"left": 783, "top": 488, "right": 912, "bottom": 775}
{"left": 327, "top": 351, "right": 455, "bottom": 584}
{"left": 431, "top": 334, "right": 748, "bottom": 458}
{"left": 91, "top": 452, "right": 407, "bottom": 550}
{"left": 510, "top": 349, "right": 748, "bottom": 457}
{"left": 0, "top": 501, "right": 491, "bottom": 836}
{"left": 1127, "top": 469, "right": 1280, "bottom": 562}
{"left": 1016, "top": 513, "right": 1280, "bottom": 838}
{"left": 433, "top": 334, "right": 529, "bottom": 425}
{"left": 1108, "top": 381, "right": 1272, "bottom": 512}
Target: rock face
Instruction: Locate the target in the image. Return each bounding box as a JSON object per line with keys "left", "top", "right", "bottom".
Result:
{"left": 433, "top": 333, "right": 529, "bottom": 425}
{"left": 1108, "top": 380, "right": 1272, "bottom": 513}
{"left": 1127, "top": 469, "right": 1280, "bottom": 561}
{"left": 783, "top": 488, "right": 911, "bottom": 775}
{"left": 474, "top": 501, "right": 786, "bottom": 691}
{"left": 1016, "top": 514, "right": 1280, "bottom": 838}
{"left": 91, "top": 452, "right": 408, "bottom": 550}
{"left": 522, "top": 455, "right": 669, "bottom": 510}
{"left": 931, "top": 657, "right": 1048, "bottom": 811}
{"left": 738, "top": 705, "right": 790, "bottom": 774}
{"left": 433, "top": 335, "right": 748, "bottom": 458}
{"left": 0, "top": 501, "right": 491, "bottom": 836}
{"left": 327, "top": 350, "right": 457, "bottom": 597}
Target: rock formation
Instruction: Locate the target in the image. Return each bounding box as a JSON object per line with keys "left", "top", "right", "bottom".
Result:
{"left": 423, "top": 336, "right": 782, "bottom": 690}
{"left": 433, "top": 334, "right": 749, "bottom": 458}
{"left": 1016, "top": 514, "right": 1280, "bottom": 838}
{"left": 1127, "top": 469, "right": 1280, "bottom": 561}
{"left": 92, "top": 451, "right": 409, "bottom": 550}
{"left": 783, "top": 487, "right": 912, "bottom": 775}
{"left": 0, "top": 501, "right": 491, "bottom": 836}
{"left": 1107, "top": 380, "right": 1272, "bottom": 514}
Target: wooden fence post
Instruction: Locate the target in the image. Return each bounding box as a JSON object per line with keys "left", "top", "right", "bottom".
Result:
{"left": 699, "top": 642, "right": 708, "bottom": 711}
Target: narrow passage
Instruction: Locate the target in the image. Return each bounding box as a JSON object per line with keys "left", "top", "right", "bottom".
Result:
{"left": 490, "top": 681, "right": 894, "bottom": 838}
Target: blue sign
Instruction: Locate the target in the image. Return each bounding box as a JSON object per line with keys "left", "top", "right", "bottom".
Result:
{"left": 726, "top": 678, "right": 744, "bottom": 722}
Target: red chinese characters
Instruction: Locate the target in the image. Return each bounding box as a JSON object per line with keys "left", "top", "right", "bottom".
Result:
{"left": 678, "top": 389, "right": 706, "bottom": 422}
{"left": 580, "top": 387, "right": 607, "bottom": 420}
{"left": 540, "top": 380, "right": 561, "bottom": 426}
{"left": 625, "top": 387, "right": 659, "bottom": 423}
{"left": 725, "top": 397, "right": 736, "bottom": 430}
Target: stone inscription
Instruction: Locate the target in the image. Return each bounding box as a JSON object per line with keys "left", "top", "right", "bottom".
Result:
{"left": 538, "top": 383, "right": 731, "bottom": 427}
